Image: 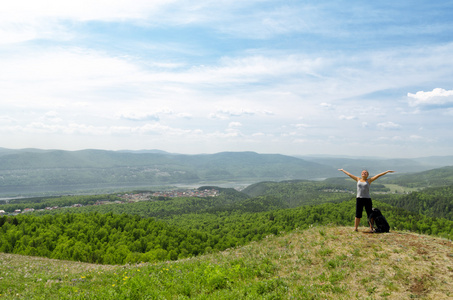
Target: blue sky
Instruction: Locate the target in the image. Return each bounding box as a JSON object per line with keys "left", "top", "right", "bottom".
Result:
{"left": 1, "top": 1, "right": 453, "bottom": 158}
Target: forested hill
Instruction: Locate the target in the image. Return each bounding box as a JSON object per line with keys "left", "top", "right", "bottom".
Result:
{"left": 379, "top": 185, "right": 453, "bottom": 220}
{"left": 380, "top": 166, "right": 453, "bottom": 188}
{"left": 0, "top": 149, "right": 335, "bottom": 196}
{"left": 2, "top": 197, "right": 453, "bottom": 266}
{"left": 243, "top": 166, "right": 453, "bottom": 201}
{"left": 0, "top": 149, "right": 329, "bottom": 173}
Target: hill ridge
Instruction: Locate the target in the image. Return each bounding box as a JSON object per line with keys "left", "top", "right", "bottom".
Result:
{"left": 0, "top": 149, "right": 334, "bottom": 196}
{"left": 1, "top": 226, "right": 452, "bottom": 299}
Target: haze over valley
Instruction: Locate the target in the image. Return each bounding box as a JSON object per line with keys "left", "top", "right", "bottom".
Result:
{"left": 0, "top": 147, "right": 452, "bottom": 197}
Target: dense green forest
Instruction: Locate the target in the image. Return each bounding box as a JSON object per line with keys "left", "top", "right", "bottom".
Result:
{"left": 0, "top": 212, "right": 211, "bottom": 264}
{"left": 378, "top": 185, "right": 453, "bottom": 220}
{"left": 2, "top": 180, "right": 453, "bottom": 265}
{"left": 2, "top": 199, "right": 453, "bottom": 265}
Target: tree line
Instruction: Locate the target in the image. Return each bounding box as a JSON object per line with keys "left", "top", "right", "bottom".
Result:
{"left": 2, "top": 195, "right": 453, "bottom": 265}
{"left": 0, "top": 194, "right": 122, "bottom": 212}
{"left": 378, "top": 185, "right": 453, "bottom": 220}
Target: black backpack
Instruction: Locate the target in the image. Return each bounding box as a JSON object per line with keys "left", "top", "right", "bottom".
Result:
{"left": 368, "top": 208, "right": 390, "bottom": 233}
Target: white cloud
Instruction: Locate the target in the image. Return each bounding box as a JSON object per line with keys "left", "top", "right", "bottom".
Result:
{"left": 409, "top": 135, "right": 423, "bottom": 141}
{"left": 407, "top": 88, "right": 453, "bottom": 107}
{"left": 153, "top": 54, "right": 325, "bottom": 87}
{"left": 339, "top": 115, "right": 357, "bottom": 120}
{"left": 209, "top": 107, "right": 276, "bottom": 120}
{"left": 0, "top": 49, "right": 143, "bottom": 99}
{"left": 43, "top": 111, "right": 63, "bottom": 123}
{"left": 211, "top": 108, "right": 255, "bottom": 118}
{"left": 228, "top": 122, "right": 242, "bottom": 128}
{"left": 45, "top": 111, "right": 59, "bottom": 118}
{"left": 0, "top": 23, "right": 60, "bottom": 45}
{"left": 134, "top": 123, "right": 195, "bottom": 136}
{"left": 0, "top": 49, "right": 328, "bottom": 113}
{"left": 376, "top": 135, "right": 431, "bottom": 143}
{"left": 320, "top": 102, "right": 333, "bottom": 109}
{"left": 22, "top": 122, "right": 105, "bottom": 135}
{"left": 118, "top": 112, "right": 160, "bottom": 121}
{"left": 1, "top": 0, "right": 173, "bottom": 23}
{"left": 208, "top": 131, "right": 241, "bottom": 138}
{"left": 175, "top": 112, "right": 193, "bottom": 119}
{"left": 0, "top": 1, "right": 172, "bottom": 45}
{"left": 0, "top": 116, "right": 17, "bottom": 123}
{"left": 377, "top": 136, "right": 402, "bottom": 141}
{"left": 292, "top": 138, "right": 307, "bottom": 144}
{"left": 116, "top": 107, "right": 174, "bottom": 122}
{"left": 282, "top": 132, "right": 298, "bottom": 137}
{"left": 294, "top": 123, "right": 310, "bottom": 129}
{"left": 0, "top": 1, "right": 308, "bottom": 45}
{"left": 0, "top": 1, "right": 452, "bottom": 158}
{"left": 377, "top": 121, "right": 401, "bottom": 130}
{"left": 0, "top": 120, "right": 205, "bottom": 137}
{"left": 148, "top": 62, "right": 186, "bottom": 69}
{"left": 208, "top": 113, "right": 228, "bottom": 120}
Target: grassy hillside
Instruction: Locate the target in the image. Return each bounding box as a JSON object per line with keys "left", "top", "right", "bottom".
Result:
{"left": 1, "top": 226, "right": 452, "bottom": 299}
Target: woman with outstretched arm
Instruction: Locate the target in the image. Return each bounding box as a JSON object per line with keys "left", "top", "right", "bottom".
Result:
{"left": 338, "top": 169, "right": 395, "bottom": 232}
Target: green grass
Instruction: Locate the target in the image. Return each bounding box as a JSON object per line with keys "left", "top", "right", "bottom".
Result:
{"left": 382, "top": 184, "right": 420, "bottom": 194}
{"left": 1, "top": 226, "right": 453, "bottom": 299}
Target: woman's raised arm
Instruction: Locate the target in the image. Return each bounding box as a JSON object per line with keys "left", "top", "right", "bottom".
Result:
{"left": 338, "top": 169, "right": 359, "bottom": 182}
{"left": 369, "top": 170, "right": 395, "bottom": 183}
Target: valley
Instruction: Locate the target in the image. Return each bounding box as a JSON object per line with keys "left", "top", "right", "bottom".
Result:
{"left": 1, "top": 149, "right": 453, "bottom": 299}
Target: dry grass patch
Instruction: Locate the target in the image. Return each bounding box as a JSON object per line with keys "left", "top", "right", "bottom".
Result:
{"left": 240, "top": 225, "right": 453, "bottom": 299}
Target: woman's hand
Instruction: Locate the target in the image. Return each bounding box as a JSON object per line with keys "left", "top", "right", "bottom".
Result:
{"left": 369, "top": 170, "right": 395, "bottom": 183}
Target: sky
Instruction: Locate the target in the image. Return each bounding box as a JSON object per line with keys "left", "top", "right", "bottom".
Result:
{"left": 1, "top": 1, "right": 453, "bottom": 158}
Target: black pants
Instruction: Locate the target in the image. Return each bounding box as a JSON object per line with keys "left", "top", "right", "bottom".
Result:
{"left": 356, "top": 198, "right": 372, "bottom": 218}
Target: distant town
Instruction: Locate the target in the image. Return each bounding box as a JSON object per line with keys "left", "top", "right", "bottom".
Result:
{"left": 120, "top": 188, "right": 219, "bottom": 201}
{"left": 0, "top": 188, "right": 219, "bottom": 216}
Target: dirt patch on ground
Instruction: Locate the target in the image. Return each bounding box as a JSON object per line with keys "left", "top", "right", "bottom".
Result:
{"left": 410, "top": 274, "right": 432, "bottom": 296}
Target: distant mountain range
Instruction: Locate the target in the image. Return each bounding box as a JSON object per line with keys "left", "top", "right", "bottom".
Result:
{"left": 0, "top": 148, "right": 452, "bottom": 196}
{"left": 297, "top": 155, "right": 453, "bottom": 174}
